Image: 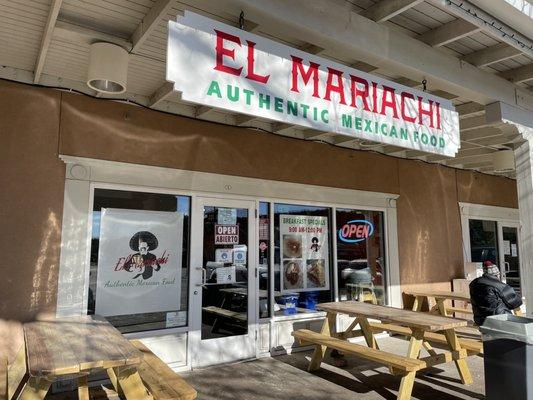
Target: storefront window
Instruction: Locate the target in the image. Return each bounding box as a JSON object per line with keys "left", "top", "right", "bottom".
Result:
{"left": 274, "top": 203, "right": 333, "bottom": 316}
{"left": 258, "top": 202, "right": 270, "bottom": 319}
{"left": 336, "top": 209, "right": 386, "bottom": 305}
{"left": 89, "top": 188, "right": 190, "bottom": 333}
{"left": 469, "top": 219, "right": 498, "bottom": 264}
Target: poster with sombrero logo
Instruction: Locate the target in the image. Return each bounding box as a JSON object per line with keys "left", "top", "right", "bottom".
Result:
{"left": 95, "top": 208, "right": 183, "bottom": 317}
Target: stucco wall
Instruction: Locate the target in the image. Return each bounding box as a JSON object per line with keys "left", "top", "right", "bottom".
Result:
{"left": 0, "top": 80, "right": 519, "bottom": 320}
{"left": 0, "top": 81, "right": 65, "bottom": 321}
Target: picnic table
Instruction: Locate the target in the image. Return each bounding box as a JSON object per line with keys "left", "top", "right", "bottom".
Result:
{"left": 292, "top": 301, "right": 480, "bottom": 400}
{"left": 21, "top": 315, "right": 152, "bottom": 400}
{"left": 403, "top": 290, "right": 472, "bottom": 317}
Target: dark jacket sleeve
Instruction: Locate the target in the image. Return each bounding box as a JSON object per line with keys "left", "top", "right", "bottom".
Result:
{"left": 500, "top": 284, "right": 523, "bottom": 310}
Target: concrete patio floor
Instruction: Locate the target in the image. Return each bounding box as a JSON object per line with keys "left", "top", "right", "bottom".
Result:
{"left": 48, "top": 336, "right": 485, "bottom": 399}
{"left": 182, "top": 336, "right": 486, "bottom": 400}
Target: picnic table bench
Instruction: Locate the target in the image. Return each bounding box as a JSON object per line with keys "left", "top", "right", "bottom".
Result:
{"left": 131, "top": 340, "right": 196, "bottom": 400}
{"left": 292, "top": 301, "right": 474, "bottom": 400}
{"left": 403, "top": 290, "right": 472, "bottom": 317}
{"left": 404, "top": 289, "right": 522, "bottom": 322}
{"left": 2, "top": 315, "right": 196, "bottom": 400}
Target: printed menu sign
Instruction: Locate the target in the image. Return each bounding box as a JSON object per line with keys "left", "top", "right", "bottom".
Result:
{"left": 280, "top": 215, "right": 330, "bottom": 293}
{"left": 95, "top": 209, "right": 183, "bottom": 317}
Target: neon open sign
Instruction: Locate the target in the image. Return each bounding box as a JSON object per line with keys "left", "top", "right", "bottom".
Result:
{"left": 338, "top": 220, "right": 374, "bottom": 243}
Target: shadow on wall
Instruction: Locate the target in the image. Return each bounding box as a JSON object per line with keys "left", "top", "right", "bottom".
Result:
{"left": 30, "top": 210, "right": 61, "bottom": 313}
{"left": 0, "top": 208, "right": 62, "bottom": 323}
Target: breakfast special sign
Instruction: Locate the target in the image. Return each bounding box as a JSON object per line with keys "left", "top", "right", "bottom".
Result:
{"left": 167, "top": 11, "right": 460, "bottom": 156}
{"left": 280, "top": 215, "right": 330, "bottom": 293}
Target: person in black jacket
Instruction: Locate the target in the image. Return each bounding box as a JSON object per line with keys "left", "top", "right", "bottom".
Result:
{"left": 469, "top": 261, "right": 522, "bottom": 326}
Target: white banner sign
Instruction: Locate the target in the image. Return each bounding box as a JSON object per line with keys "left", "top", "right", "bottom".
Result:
{"left": 280, "top": 215, "right": 330, "bottom": 293}
{"left": 95, "top": 209, "right": 183, "bottom": 317}
{"left": 167, "top": 11, "right": 460, "bottom": 156}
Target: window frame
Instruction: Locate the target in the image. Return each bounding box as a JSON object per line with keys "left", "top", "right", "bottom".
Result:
{"left": 58, "top": 155, "right": 401, "bottom": 337}
{"left": 459, "top": 202, "right": 520, "bottom": 264}
{"left": 459, "top": 202, "right": 521, "bottom": 290}
{"left": 257, "top": 198, "right": 392, "bottom": 321}
{"left": 335, "top": 207, "right": 388, "bottom": 305}
{"left": 84, "top": 182, "right": 195, "bottom": 337}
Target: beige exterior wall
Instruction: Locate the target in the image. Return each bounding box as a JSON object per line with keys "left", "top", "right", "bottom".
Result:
{"left": 0, "top": 80, "right": 519, "bottom": 321}
{"left": 0, "top": 81, "right": 65, "bottom": 321}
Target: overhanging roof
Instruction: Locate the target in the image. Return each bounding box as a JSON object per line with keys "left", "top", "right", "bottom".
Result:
{"left": 1, "top": 0, "right": 532, "bottom": 178}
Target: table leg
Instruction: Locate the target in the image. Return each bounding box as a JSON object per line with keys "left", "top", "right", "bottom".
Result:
{"left": 397, "top": 329, "right": 424, "bottom": 400}
{"left": 359, "top": 317, "right": 397, "bottom": 374}
{"left": 309, "top": 312, "right": 336, "bottom": 371}
{"left": 411, "top": 295, "right": 425, "bottom": 312}
{"left": 436, "top": 298, "right": 449, "bottom": 317}
{"left": 113, "top": 366, "right": 153, "bottom": 400}
{"left": 18, "top": 377, "right": 52, "bottom": 400}
{"left": 444, "top": 329, "right": 473, "bottom": 385}
{"left": 422, "top": 341, "right": 438, "bottom": 356}
{"left": 107, "top": 367, "right": 123, "bottom": 397}
{"left": 411, "top": 296, "right": 418, "bottom": 311}
{"left": 339, "top": 318, "right": 360, "bottom": 340}
{"left": 397, "top": 372, "right": 416, "bottom": 400}
{"left": 358, "top": 317, "right": 380, "bottom": 350}
{"left": 77, "top": 376, "right": 89, "bottom": 400}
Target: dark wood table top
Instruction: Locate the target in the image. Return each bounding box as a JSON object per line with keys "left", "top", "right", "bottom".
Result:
{"left": 24, "top": 315, "right": 142, "bottom": 378}
{"left": 317, "top": 301, "right": 468, "bottom": 331}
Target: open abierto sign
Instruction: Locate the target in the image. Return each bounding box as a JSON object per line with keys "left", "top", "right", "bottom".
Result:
{"left": 167, "top": 11, "right": 460, "bottom": 157}
{"left": 214, "top": 224, "right": 239, "bottom": 244}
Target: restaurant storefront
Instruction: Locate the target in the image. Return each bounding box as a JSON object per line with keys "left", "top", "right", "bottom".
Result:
{"left": 58, "top": 154, "right": 399, "bottom": 369}
{"left": 1, "top": 3, "right": 529, "bottom": 375}
{"left": 0, "top": 76, "right": 520, "bottom": 371}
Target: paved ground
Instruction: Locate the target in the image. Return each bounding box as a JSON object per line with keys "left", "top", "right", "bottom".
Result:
{"left": 182, "top": 336, "right": 486, "bottom": 400}
{"left": 48, "top": 336, "right": 486, "bottom": 399}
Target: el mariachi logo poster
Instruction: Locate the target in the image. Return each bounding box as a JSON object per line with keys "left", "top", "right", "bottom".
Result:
{"left": 95, "top": 209, "right": 183, "bottom": 317}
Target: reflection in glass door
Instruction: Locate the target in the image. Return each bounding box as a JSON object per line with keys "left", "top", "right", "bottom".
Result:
{"left": 190, "top": 198, "right": 257, "bottom": 368}
{"left": 201, "top": 205, "right": 249, "bottom": 339}
{"left": 501, "top": 225, "right": 521, "bottom": 295}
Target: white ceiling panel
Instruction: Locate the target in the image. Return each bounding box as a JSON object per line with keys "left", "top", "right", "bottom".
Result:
{"left": 0, "top": 0, "right": 530, "bottom": 177}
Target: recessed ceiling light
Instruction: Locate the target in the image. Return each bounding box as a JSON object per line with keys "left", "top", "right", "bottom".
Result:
{"left": 87, "top": 42, "right": 128, "bottom": 94}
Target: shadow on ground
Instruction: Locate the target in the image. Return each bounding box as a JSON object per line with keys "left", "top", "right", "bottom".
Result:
{"left": 182, "top": 336, "right": 486, "bottom": 400}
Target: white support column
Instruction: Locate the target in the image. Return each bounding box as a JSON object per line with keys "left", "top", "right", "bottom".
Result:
{"left": 486, "top": 102, "right": 533, "bottom": 315}
{"left": 515, "top": 136, "right": 533, "bottom": 315}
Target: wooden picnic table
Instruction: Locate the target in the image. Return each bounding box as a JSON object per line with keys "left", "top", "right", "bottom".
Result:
{"left": 403, "top": 290, "right": 472, "bottom": 317}
{"left": 294, "top": 301, "right": 475, "bottom": 400}
{"left": 21, "top": 315, "right": 152, "bottom": 400}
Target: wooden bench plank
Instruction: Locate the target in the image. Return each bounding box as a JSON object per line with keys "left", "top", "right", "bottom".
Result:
{"left": 446, "top": 307, "right": 473, "bottom": 314}
{"left": 292, "top": 330, "right": 425, "bottom": 372}
{"left": 131, "top": 340, "right": 197, "bottom": 400}
{"left": 0, "top": 357, "right": 6, "bottom": 400}
{"left": 369, "top": 323, "right": 483, "bottom": 354}
{"left": 202, "top": 306, "right": 246, "bottom": 321}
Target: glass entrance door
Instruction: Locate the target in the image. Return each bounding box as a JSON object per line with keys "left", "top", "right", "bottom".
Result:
{"left": 499, "top": 224, "right": 521, "bottom": 295}
{"left": 190, "top": 197, "right": 257, "bottom": 368}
